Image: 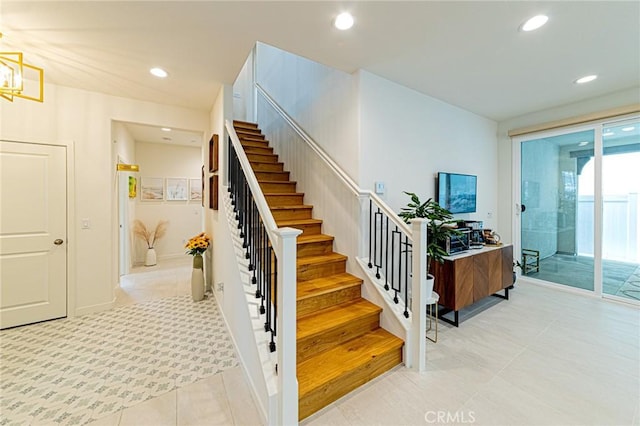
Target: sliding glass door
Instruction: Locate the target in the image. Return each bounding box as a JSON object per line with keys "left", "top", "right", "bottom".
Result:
{"left": 516, "top": 116, "right": 640, "bottom": 302}
{"left": 520, "top": 129, "right": 595, "bottom": 292}
{"left": 601, "top": 119, "right": 640, "bottom": 300}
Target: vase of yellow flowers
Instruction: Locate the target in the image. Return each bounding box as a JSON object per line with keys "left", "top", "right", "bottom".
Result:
{"left": 185, "top": 232, "right": 211, "bottom": 301}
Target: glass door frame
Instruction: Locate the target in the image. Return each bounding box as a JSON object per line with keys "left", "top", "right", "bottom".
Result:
{"left": 512, "top": 113, "right": 640, "bottom": 303}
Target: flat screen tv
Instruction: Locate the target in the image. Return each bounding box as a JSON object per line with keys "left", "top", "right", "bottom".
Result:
{"left": 437, "top": 172, "right": 477, "bottom": 214}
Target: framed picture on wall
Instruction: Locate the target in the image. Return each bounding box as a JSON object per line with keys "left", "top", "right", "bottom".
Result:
{"left": 189, "top": 178, "right": 202, "bottom": 201}
{"left": 201, "top": 165, "right": 205, "bottom": 207}
{"left": 209, "top": 134, "right": 219, "bottom": 172}
{"left": 210, "top": 175, "right": 219, "bottom": 210}
{"left": 165, "top": 178, "right": 188, "bottom": 201}
{"left": 140, "top": 177, "right": 163, "bottom": 201}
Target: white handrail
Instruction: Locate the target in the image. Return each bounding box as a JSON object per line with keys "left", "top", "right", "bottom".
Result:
{"left": 225, "top": 119, "right": 280, "bottom": 252}
{"left": 255, "top": 83, "right": 412, "bottom": 238}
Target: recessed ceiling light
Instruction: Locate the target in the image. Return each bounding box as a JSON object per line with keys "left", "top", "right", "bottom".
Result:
{"left": 575, "top": 75, "right": 597, "bottom": 84}
{"left": 150, "top": 67, "right": 168, "bottom": 78}
{"left": 334, "top": 12, "right": 354, "bottom": 30}
{"left": 162, "top": 137, "right": 172, "bottom": 141}
{"left": 578, "top": 141, "right": 589, "bottom": 146}
{"left": 161, "top": 127, "right": 171, "bottom": 132}
{"left": 622, "top": 126, "right": 635, "bottom": 132}
{"left": 521, "top": 15, "right": 549, "bottom": 32}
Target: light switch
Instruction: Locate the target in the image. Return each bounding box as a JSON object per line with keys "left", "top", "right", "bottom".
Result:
{"left": 81, "top": 219, "right": 90, "bottom": 229}
{"left": 375, "top": 181, "right": 385, "bottom": 194}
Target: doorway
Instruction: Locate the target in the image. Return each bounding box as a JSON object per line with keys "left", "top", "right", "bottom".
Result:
{"left": 0, "top": 141, "right": 68, "bottom": 328}
{"left": 516, "top": 117, "right": 640, "bottom": 302}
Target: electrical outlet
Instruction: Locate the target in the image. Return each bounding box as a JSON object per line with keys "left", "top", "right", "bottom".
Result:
{"left": 81, "top": 219, "right": 90, "bottom": 229}
{"left": 217, "top": 282, "right": 224, "bottom": 291}
{"left": 487, "top": 212, "right": 493, "bottom": 219}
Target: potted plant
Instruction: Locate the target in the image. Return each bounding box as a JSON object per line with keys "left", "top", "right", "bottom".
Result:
{"left": 398, "top": 192, "right": 460, "bottom": 295}
{"left": 185, "top": 232, "right": 211, "bottom": 301}
{"left": 133, "top": 219, "right": 168, "bottom": 266}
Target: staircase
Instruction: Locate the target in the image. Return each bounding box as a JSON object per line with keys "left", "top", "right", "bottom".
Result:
{"left": 233, "top": 120, "right": 404, "bottom": 420}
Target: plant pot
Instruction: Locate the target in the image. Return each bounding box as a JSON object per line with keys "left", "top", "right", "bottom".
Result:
{"left": 145, "top": 248, "right": 157, "bottom": 266}
{"left": 426, "top": 273, "right": 435, "bottom": 297}
{"left": 191, "top": 254, "right": 205, "bottom": 302}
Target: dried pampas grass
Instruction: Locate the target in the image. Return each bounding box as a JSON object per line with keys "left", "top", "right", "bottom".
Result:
{"left": 133, "top": 219, "right": 169, "bottom": 248}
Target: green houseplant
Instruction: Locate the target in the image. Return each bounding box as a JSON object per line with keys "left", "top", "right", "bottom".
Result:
{"left": 398, "top": 192, "right": 459, "bottom": 266}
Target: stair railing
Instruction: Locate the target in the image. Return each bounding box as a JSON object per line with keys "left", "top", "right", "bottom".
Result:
{"left": 256, "top": 84, "right": 427, "bottom": 371}
{"left": 225, "top": 119, "right": 300, "bottom": 424}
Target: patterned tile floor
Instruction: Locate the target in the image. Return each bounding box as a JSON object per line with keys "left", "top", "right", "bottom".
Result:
{"left": 0, "top": 279, "right": 238, "bottom": 425}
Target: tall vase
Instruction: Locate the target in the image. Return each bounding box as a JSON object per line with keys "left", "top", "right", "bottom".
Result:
{"left": 191, "top": 253, "right": 205, "bottom": 302}
{"left": 145, "top": 248, "right": 157, "bottom": 266}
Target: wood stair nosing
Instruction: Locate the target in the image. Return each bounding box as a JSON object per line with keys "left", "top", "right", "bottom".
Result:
{"left": 296, "top": 298, "right": 382, "bottom": 363}
{"left": 233, "top": 120, "right": 259, "bottom": 129}
{"left": 296, "top": 273, "right": 363, "bottom": 317}
{"left": 271, "top": 205, "right": 314, "bottom": 221}
{"left": 264, "top": 193, "right": 304, "bottom": 206}
{"left": 295, "top": 234, "right": 334, "bottom": 257}
{"left": 297, "top": 252, "right": 348, "bottom": 281}
{"left": 241, "top": 139, "right": 270, "bottom": 148}
{"left": 247, "top": 153, "right": 279, "bottom": 163}
{"left": 259, "top": 181, "right": 297, "bottom": 193}
{"left": 276, "top": 218, "right": 323, "bottom": 235}
{"left": 250, "top": 161, "right": 285, "bottom": 172}
{"left": 297, "top": 328, "right": 404, "bottom": 420}
{"left": 243, "top": 146, "right": 274, "bottom": 155}
{"left": 256, "top": 171, "right": 291, "bottom": 182}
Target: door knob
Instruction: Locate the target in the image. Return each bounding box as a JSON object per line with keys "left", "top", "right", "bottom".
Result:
{"left": 54, "top": 239, "right": 64, "bottom": 245}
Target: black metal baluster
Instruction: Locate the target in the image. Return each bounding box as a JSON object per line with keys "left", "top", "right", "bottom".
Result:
{"left": 392, "top": 227, "right": 400, "bottom": 304}
{"left": 368, "top": 199, "right": 373, "bottom": 268}
{"left": 403, "top": 234, "right": 410, "bottom": 318}
{"left": 374, "top": 208, "right": 383, "bottom": 279}
{"left": 384, "top": 215, "right": 390, "bottom": 291}
{"left": 271, "top": 252, "right": 277, "bottom": 353}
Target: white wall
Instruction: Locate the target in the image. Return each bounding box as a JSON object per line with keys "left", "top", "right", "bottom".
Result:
{"left": 358, "top": 70, "right": 499, "bottom": 227}
{"left": 255, "top": 42, "right": 360, "bottom": 183}
{"left": 134, "top": 142, "right": 203, "bottom": 263}
{"left": 232, "top": 49, "right": 255, "bottom": 123}
{"left": 0, "top": 82, "right": 208, "bottom": 315}
{"left": 111, "top": 121, "right": 137, "bottom": 270}
{"left": 497, "top": 87, "right": 640, "bottom": 243}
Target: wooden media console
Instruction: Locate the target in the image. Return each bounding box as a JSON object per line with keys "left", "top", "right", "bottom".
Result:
{"left": 430, "top": 244, "right": 513, "bottom": 327}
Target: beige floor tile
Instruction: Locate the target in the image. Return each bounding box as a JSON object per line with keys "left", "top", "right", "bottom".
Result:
{"left": 85, "top": 411, "right": 122, "bottom": 426}
{"left": 221, "top": 367, "right": 263, "bottom": 426}
{"left": 119, "top": 391, "right": 176, "bottom": 426}
{"left": 177, "top": 374, "right": 234, "bottom": 426}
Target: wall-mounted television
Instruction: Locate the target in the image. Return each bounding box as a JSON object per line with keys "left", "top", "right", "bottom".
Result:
{"left": 437, "top": 172, "right": 477, "bottom": 214}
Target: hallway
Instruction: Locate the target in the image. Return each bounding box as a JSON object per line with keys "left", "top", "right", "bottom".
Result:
{"left": 0, "top": 258, "right": 261, "bottom": 425}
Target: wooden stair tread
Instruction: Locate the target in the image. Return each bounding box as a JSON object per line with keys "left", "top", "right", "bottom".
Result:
{"left": 297, "top": 252, "right": 347, "bottom": 266}
{"left": 264, "top": 192, "right": 304, "bottom": 196}
{"left": 276, "top": 218, "right": 323, "bottom": 227}
{"left": 270, "top": 204, "right": 313, "bottom": 210}
{"left": 296, "top": 234, "right": 334, "bottom": 245}
{"left": 260, "top": 179, "right": 297, "bottom": 184}
{"left": 297, "top": 273, "right": 362, "bottom": 300}
{"left": 297, "top": 298, "right": 381, "bottom": 339}
{"left": 233, "top": 120, "right": 258, "bottom": 127}
{"left": 298, "top": 328, "right": 404, "bottom": 396}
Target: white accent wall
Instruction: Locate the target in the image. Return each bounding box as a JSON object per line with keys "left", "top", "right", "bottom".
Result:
{"left": 0, "top": 83, "right": 208, "bottom": 316}
{"left": 134, "top": 142, "right": 203, "bottom": 263}
{"left": 255, "top": 42, "right": 360, "bottom": 183}
{"left": 357, "top": 70, "right": 499, "bottom": 227}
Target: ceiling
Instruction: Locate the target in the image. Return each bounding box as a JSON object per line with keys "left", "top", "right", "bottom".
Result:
{"left": 2, "top": 1, "right": 639, "bottom": 126}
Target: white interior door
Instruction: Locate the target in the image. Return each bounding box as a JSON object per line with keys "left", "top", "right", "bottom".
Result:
{"left": 0, "top": 141, "right": 67, "bottom": 329}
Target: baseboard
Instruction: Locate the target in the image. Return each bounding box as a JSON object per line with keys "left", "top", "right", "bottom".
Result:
{"left": 74, "top": 298, "right": 116, "bottom": 316}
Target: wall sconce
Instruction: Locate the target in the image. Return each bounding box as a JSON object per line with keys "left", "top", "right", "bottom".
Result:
{"left": 116, "top": 163, "right": 140, "bottom": 172}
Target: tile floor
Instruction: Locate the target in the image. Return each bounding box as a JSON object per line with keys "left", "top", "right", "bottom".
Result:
{"left": 2, "top": 258, "right": 639, "bottom": 425}
{"left": 301, "top": 280, "right": 640, "bottom": 426}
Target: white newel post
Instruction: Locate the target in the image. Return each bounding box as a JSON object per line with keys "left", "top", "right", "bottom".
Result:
{"left": 410, "top": 219, "right": 428, "bottom": 372}
{"left": 275, "top": 227, "right": 302, "bottom": 426}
